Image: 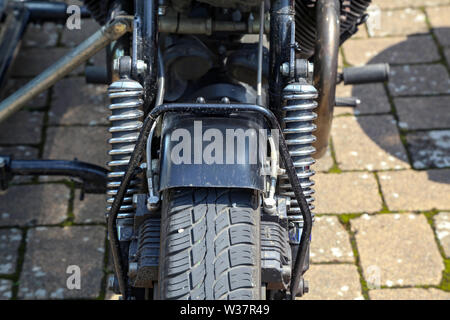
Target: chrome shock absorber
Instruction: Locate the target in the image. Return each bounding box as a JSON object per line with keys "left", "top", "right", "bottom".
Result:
{"left": 278, "top": 79, "right": 318, "bottom": 242}
{"left": 106, "top": 79, "right": 144, "bottom": 217}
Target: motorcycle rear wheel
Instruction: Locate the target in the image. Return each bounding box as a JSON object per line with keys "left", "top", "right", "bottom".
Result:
{"left": 158, "top": 188, "right": 261, "bottom": 300}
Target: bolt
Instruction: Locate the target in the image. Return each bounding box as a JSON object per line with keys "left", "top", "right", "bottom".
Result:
{"left": 147, "top": 195, "right": 160, "bottom": 212}
{"left": 136, "top": 60, "right": 147, "bottom": 74}
{"left": 263, "top": 197, "right": 277, "bottom": 214}
{"left": 280, "top": 62, "right": 290, "bottom": 76}
{"left": 158, "top": 6, "right": 167, "bottom": 15}
{"left": 112, "top": 22, "right": 127, "bottom": 36}
{"left": 220, "top": 97, "right": 230, "bottom": 104}
{"left": 140, "top": 162, "right": 147, "bottom": 170}
{"left": 196, "top": 97, "right": 206, "bottom": 104}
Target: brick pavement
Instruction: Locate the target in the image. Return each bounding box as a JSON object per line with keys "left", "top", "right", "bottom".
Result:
{"left": 0, "top": 0, "right": 449, "bottom": 300}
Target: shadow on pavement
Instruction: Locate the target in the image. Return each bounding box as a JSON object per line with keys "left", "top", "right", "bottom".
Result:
{"left": 346, "top": 29, "right": 450, "bottom": 185}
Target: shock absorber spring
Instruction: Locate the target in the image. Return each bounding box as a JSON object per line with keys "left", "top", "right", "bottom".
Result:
{"left": 106, "top": 78, "right": 144, "bottom": 217}
{"left": 279, "top": 79, "right": 318, "bottom": 236}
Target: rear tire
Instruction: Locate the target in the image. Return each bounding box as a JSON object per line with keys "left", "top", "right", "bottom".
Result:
{"left": 158, "top": 188, "right": 261, "bottom": 300}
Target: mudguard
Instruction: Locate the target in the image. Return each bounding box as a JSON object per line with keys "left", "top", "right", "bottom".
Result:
{"left": 158, "top": 112, "right": 268, "bottom": 191}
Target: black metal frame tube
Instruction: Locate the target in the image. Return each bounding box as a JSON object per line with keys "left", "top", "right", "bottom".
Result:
{"left": 8, "top": 159, "right": 107, "bottom": 193}
{"left": 268, "top": 0, "right": 295, "bottom": 115}
{"left": 107, "top": 103, "right": 313, "bottom": 299}
{"left": 312, "top": 0, "right": 340, "bottom": 158}
{"left": 256, "top": 0, "right": 265, "bottom": 106}
{"left": 134, "top": 0, "right": 158, "bottom": 111}
{"left": 23, "top": 1, "right": 91, "bottom": 22}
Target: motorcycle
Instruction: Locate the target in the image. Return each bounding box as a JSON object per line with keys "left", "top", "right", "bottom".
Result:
{"left": 0, "top": 0, "right": 389, "bottom": 300}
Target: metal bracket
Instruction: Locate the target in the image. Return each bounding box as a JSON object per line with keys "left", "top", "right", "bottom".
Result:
{"left": 0, "top": 15, "right": 133, "bottom": 123}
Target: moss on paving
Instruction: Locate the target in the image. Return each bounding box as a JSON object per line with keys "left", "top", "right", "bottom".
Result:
{"left": 373, "top": 172, "right": 392, "bottom": 213}
{"left": 327, "top": 137, "right": 343, "bottom": 174}
{"left": 337, "top": 213, "right": 370, "bottom": 299}
{"left": 96, "top": 232, "right": 110, "bottom": 300}
{"left": 10, "top": 227, "right": 28, "bottom": 300}
{"left": 422, "top": 210, "right": 450, "bottom": 292}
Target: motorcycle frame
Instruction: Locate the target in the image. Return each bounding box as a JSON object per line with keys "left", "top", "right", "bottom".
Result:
{"left": 0, "top": 0, "right": 343, "bottom": 300}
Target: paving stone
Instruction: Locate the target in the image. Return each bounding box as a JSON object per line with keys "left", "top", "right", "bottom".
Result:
{"left": 331, "top": 115, "right": 409, "bottom": 171}
{"left": 0, "top": 146, "right": 39, "bottom": 183}
{"left": 342, "top": 36, "right": 440, "bottom": 66}
{"left": 334, "top": 83, "right": 391, "bottom": 116}
{"left": 0, "top": 184, "right": 70, "bottom": 226}
{"left": 0, "top": 279, "right": 12, "bottom": 300}
{"left": 106, "top": 248, "right": 115, "bottom": 274}
{"left": 1, "top": 149, "right": 38, "bottom": 185}
{"left": 43, "top": 126, "right": 109, "bottom": 167}
{"left": 394, "top": 96, "right": 450, "bottom": 130}
{"left": 366, "top": 9, "right": 428, "bottom": 38}
{"left": 314, "top": 145, "right": 334, "bottom": 172}
{"left": 426, "top": 6, "right": 450, "bottom": 46}
{"left": 18, "top": 226, "right": 106, "bottom": 299}
{"left": 379, "top": 169, "right": 450, "bottom": 211}
{"left": 298, "top": 264, "right": 363, "bottom": 300}
{"left": 434, "top": 212, "right": 450, "bottom": 258}
{"left": 352, "top": 213, "right": 444, "bottom": 287}
{"left": 0, "top": 228, "right": 22, "bottom": 274}
{"left": 388, "top": 64, "right": 450, "bottom": 96}
{"left": 444, "top": 48, "right": 450, "bottom": 66}
{"left": 372, "top": 0, "right": 450, "bottom": 9}
{"left": 0, "top": 111, "right": 43, "bottom": 145}
{"left": 1, "top": 78, "right": 49, "bottom": 109}
{"left": 22, "top": 23, "right": 61, "bottom": 48}
{"left": 11, "top": 48, "right": 83, "bottom": 77}
{"left": 314, "top": 172, "right": 382, "bottom": 214}
{"left": 310, "top": 216, "right": 354, "bottom": 263}
{"left": 406, "top": 130, "right": 450, "bottom": 169}
{"left": 0, "top": 146, "right": 38, "bottom": 159}
{"left": 369, "top": 288, "right": 450, "bottom": 300}
{"left": 61, "top": 19, "right": 101, "bottom": 47}
{"left": 48, "top": 77, "right": 109, "bottom": 126}
{"left": 73, "top": 191, "right": 107, "bottom": 223}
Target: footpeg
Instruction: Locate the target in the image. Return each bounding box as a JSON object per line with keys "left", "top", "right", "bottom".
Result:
{"left": 335, "top": 97, "right": 361, "bottom": 108}
{"left": 338, "top": 63, "right": 389, "bottom": 85}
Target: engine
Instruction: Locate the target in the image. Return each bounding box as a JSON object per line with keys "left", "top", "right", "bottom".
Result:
{"left": 295, "top": 0, "right": 372, "bottom": 57}
{"left": 84, "top": 0, "right": 372, "bottom": 58}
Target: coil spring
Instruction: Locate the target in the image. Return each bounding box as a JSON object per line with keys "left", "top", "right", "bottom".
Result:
{"left": 279, "top": 80, "right": 318, "bottom": 222}
{"left": 106, "top": 79, "right": 144, "bottom": 217}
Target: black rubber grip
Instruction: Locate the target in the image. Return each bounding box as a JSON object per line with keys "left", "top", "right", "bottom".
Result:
{"left": 85, "top": 66, "right": 108, "bottom": 84}
{"left": 343, "top": 63, "right": 390, "bottom": 85}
